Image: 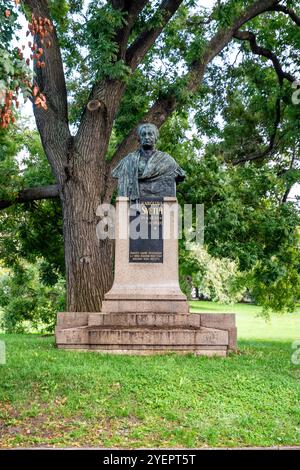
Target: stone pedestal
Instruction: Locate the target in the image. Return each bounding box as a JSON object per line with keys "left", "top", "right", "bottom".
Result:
{"left": 56, "top": 197, "right": 237, "bottom": 355}
{"left": 102, "top": 197, "right": 188, "bottom": 314}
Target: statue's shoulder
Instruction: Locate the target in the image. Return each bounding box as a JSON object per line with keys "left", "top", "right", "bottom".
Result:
{"left": 118, "top": 151, "right": 139, "bottom": 167}
{"left": 157, "top": 150, "right": 178, "bottom": 165}
{"left": 156, "top": 150, "right": 173, "bottom": 160}
{"left": 112, "top": 151, "right": 139, "bottom": 177}
{"left": 155, "top": 150, "right": 185, "bottom": 176}
{"left": 124, "top": 151, "right": 139, "bottom": 161}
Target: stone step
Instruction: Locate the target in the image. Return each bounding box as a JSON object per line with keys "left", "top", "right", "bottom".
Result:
{"left": 56, "top": 325, "right": 228, "bottom": 347}
{"left": 89, "top": 324, "right": 199, "bottom": 330}
{"left": 57, "top": 312, "right": 236, "bottom": 330}
{"left": 57, "top": 344, "right": 228, "bottom": 356}
{"left": 55, "top": 312, "right": 237, "bottom": 353}
{"left": 88, "top": 312, "right": 201, "bottom": 328}
{"left": 87, "top": 326, "right": 228, "bottom": 346}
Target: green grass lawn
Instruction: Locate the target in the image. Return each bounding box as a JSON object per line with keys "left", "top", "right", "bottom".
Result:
{"left": 190, "top": 301, "right": 300, "bottom": 341}
{"left": 0, "top": 302, "right": 299, "bottom": 448}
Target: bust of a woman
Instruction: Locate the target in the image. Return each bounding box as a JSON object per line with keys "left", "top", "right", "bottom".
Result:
{"left": 111, "top": 123, "right": 185, "bottom": 200}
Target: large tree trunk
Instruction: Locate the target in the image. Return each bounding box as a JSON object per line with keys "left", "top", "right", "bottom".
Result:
{"left": 63, "top": 204, "right": 114, "bottom": 312}
{"left": 60, "top": 150, "right": 114, "bottom": 312}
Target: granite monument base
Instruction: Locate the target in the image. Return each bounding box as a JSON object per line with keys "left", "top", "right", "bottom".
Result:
{"left": 55, "top": 197, "right": 237, "bottom": 355}
{"left": 55, "top": 312, "right": 236, "bottom": 356}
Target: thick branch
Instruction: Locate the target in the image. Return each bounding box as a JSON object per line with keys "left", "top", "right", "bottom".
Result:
{"left": 232, "top": 30, "right": 296, "bottom": 165}
{"left": 186, "top": 0, "right": 282, "bottom": 92}
{"left": 233, "top": 96, "right": 282, "bottom": 166}
{"left": 0, "top": 185, "right": 59, "bottom": 210}
{"left": 126, "top": 0, "right": 185, "bottom": 71}
{"left": 76, "top": 1, "right": 182, "bottom": 154}
{"left": 23, "top": 1, "right": 71, "bottom": 182}
{"left": 111, "top": 1, "right": 149, "bottom": 59}
{"left": 270, "top": 4, "right": 300, "bottom": 26}
{"left": 108, "top": 0, "right": 282, "bottom": 180}
{"left": 23, "top": 0, "right": 69, "bottom": 124}
{"left": 233, "top": 30, "right": 295, "bottom": 84}
{"left": 75, "top": 2, "right": 150, "bottom": 158}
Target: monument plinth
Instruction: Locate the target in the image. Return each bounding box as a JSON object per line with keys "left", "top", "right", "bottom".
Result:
{"left": 56, "top": 123, "right": 236, "bottom": 355}
{"left": 102, "top": 197, "right": 188, "bottom": 314}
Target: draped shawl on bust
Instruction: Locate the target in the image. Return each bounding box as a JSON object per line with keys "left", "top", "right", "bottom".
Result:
{"left": 111, "top": 150, "right": 185, "bottom": 200}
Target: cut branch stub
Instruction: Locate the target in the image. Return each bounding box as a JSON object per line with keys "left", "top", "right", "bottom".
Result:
{"left": 87, "top": 100, "right": 102, "bottom": 112}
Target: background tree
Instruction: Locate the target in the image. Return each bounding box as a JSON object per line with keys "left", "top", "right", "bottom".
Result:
{"left": 0, "top": 0, "right": 299, "bottom": 313}
{"left": 0, "top": 0, "right": 44, "bottom": 128}
{"left": 0, "top": 124, "right": 65, "bottom": 331}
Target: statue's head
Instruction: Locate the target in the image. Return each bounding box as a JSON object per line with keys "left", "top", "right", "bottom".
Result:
{"left": 137, "top": 123, "right": 159, "bottom": 149}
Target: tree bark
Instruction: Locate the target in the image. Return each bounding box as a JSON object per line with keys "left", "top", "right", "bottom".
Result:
{"left": 59, "top": 145, "right": 114, "bottom": 312}
{"left": 62, "top": 192, "right": 114, "bottom": 312}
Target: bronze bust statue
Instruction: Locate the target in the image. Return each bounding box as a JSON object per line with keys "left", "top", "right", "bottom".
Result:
{"left": 111, "top": 123, "right": 185, "bottom": 199}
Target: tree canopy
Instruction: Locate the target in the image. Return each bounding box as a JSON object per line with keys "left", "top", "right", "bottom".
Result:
{"left": 0, "top": 0, "right": 299, "bottom": 323}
